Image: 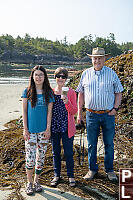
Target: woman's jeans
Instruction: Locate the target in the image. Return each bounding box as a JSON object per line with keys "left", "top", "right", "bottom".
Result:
{"left": 51, "top": 131, "right": 74, "bottom": 178}
{"left": 86, "top": 111, "right": 115, "bottom": 173}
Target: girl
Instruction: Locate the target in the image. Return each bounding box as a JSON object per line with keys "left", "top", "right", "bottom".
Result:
{"left": 51, "top": 67, "right": 77, "bottom": 187}
{"left": 22, "top": 65, "right": 54, "bottom": 195}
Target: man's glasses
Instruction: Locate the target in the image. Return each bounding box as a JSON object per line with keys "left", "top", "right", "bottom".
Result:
{"left": 55, "top": 74, "right": 66, "bottom": 79}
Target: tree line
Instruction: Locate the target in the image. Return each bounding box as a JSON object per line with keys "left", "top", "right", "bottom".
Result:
{"left": 0, "top": 33, "right": 132, "bottom": 64}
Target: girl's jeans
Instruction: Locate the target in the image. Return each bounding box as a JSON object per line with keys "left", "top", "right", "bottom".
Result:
{"left": 86, "top": 111, "right": 115, "bottom": 173}
{"left": 25, "top": 132, "right": 48, "bottom": 175}
{"left": 51, "top": 131, "right": 74, "bottom": 178}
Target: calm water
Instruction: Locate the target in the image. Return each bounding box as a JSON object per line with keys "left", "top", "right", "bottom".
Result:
{"left": 0, "top": 63, "right": 88, "bottom": 87}
{"left": 0, "top": 64, "right": 62, "bottom": 87}
{"left": 0, "top": 64, "right": 86, "bottom": 87}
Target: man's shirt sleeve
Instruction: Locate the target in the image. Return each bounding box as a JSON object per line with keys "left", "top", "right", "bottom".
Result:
{"left": 113, "top": 72, "right": 124, "bottom": 93}
{"left": 76, "top": 72, "right": 84, "bottom": 93}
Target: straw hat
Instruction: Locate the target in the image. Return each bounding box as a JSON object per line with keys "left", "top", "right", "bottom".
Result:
{"left": 87, "top": 47, "right": 110, "bottom": 57}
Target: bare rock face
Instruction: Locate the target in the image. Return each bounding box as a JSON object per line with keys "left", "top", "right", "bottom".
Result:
{"left": 0, "top": 50, "right": 76, "bottom": 64}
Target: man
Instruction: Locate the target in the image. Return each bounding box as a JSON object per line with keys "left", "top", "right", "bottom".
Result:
{"left": 76, "top": 47, "right": 123, "bottom": 181}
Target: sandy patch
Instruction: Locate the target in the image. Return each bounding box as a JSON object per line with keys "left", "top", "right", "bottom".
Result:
{"left": 0, "top": 84, "right": 28, "bottom": 130}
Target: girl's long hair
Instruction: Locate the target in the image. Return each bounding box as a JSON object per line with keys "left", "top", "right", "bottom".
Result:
{"left": 27, "top": 65, "right": 54, "bottom": 108}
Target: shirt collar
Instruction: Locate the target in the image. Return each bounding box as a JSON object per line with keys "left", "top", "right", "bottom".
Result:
{"left": 92, "top": 66, "right": 105, "bottom": 75}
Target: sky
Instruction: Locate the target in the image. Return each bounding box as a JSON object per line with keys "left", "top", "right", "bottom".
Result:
{"left": 0, "top": 0, "right": 133, "bottom": 44}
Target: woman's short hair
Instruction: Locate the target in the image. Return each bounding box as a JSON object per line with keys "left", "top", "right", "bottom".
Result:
{"left": 54, "top": 67, "right": 68, "bottom": 79}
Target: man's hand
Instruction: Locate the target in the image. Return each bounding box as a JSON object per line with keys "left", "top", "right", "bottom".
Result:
{"left": 108, "top": 109, "right": 116, "bottom": 116}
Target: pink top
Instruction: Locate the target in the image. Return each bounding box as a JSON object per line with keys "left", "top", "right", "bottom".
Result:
{"left": 65, "top": 88, "right": 78, "bottom": 138}
{"left": 53, "top": 88, "right": 78, "bottom": 138}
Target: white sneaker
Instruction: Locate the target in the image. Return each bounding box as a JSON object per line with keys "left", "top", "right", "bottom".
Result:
{"left": 83, "top": 170, "right": 98, "bottom": 180}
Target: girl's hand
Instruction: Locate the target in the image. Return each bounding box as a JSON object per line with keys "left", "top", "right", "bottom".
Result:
{"left": 61, "top": 95, "right": 68, "bottom": 104}
{"left": 23, "top": 129, "right": 30, "bottom": 141}
{"left": 44, "top": 129, "right": 51, "bottom": 140}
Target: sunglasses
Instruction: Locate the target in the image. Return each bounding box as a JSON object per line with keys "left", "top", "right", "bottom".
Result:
{"left": 55, "top": 74, "right": 66, "bottom": 79}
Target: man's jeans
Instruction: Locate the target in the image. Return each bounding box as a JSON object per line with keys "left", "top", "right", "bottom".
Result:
{"left": 86, "top": 111, "right": 115, "bottom": 173}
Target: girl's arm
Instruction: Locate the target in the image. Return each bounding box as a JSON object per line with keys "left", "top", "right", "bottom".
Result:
{"left": 44, "top": 102, "right": 53, "bottom": 140}
{"left": 22, "top": 98, "right": 30, "bottom": 140}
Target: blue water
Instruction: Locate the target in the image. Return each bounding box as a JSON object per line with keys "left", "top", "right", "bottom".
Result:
{"left": 0, "top": 77, "right": 56, "bottom": 88}
{"left": 0, "top": 63, "right": 88, "bottom": 86}
{"left": 0, "top": 64, "right": 72, "bottom": 87}
{"left": 0, "top": 64, "right": 56, "bottom": 86}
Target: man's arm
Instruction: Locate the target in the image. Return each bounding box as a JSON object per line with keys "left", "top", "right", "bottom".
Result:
{"left": 77, "top": 92, "right": 84, "bottom": 124}
{"left": 114, "top": 92, "right": 122, "bottom": 108}
{"left": 109, "top": 92, "right": 122, "bottom": 115}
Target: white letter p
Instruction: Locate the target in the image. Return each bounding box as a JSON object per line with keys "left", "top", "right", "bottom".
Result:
{"left": 122, "top": 170, "right": 131, "bottom": 182}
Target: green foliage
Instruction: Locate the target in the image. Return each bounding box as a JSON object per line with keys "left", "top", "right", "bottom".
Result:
{"left": 93, "top": 33, "right": 122, "bottom": 56}
{"left": 0, "top": 33, "right": 132, "bottom": 61}
{"left": 120, "top": 42, "right": 133, "bottom": 52}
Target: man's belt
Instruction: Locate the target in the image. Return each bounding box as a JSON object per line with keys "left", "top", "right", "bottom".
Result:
{"left": 86, "top": 108, "right": 110, "bottom": 114}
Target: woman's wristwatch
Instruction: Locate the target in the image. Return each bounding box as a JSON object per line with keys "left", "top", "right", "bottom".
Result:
{"left": 113, "top": 107, "right": 119, "bottom": 111}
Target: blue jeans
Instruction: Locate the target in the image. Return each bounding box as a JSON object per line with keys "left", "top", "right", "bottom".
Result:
{"left": 86, "top": 111, "right": 115, "bottom": 173}
{"left": 51, "top": 131, "right": 74, "bottom": 178}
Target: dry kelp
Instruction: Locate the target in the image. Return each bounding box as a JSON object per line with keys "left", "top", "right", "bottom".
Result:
{"left": 0, "top": 120, "right": 120, "bottom": 200}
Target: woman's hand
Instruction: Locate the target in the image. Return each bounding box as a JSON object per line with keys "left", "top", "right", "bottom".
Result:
{"left": 23, "top": 129, "right": 30, "bottom": 141}
{"left": 61, "top": 95, "right": 68, "bottom": 104}
{"left": 43, "top": 129, "right": 51, "bottom": 140}
{"left": 77, "top": 115, "right": 82, "bottom": 124}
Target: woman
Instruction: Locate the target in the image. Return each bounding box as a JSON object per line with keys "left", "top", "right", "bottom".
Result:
{"left": 51, "top": 67, "right": 77, "bottom": 187}
{"left": 22, "top": 65, "right": 54, "bottom": 195}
